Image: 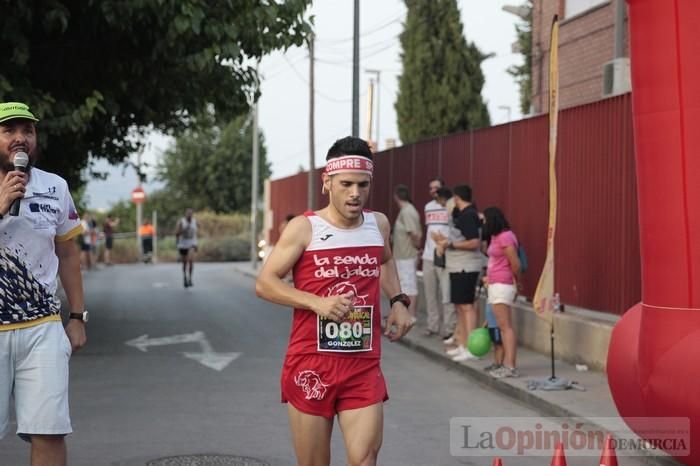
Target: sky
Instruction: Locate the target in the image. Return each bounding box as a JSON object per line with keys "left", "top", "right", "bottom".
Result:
{"left": 84, "top": 0, "right": 523, "bottom": 211}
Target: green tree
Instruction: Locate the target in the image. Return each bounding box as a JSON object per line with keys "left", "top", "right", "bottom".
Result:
{"left": 507, "top": 1, "right": 533, "bottom": 115}
{"left": 395, "top": 0, "right": 490, "bottom": 144}
{"left": 157, "top": 112, "right": 270, "bottom": 213}
{"left": 0, "top": 1, "right": 311, "bottom": 187}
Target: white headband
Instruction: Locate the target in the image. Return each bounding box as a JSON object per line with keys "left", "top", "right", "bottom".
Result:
{"left": 324, "top": 155, "right": 374, "bottom": 177}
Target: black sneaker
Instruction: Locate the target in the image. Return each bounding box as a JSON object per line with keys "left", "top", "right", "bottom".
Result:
{"left": 184, "top": 277, "right": 189, "bottom": 288}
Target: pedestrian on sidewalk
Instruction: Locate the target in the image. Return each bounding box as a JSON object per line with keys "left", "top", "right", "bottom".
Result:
{"left": 0, "top": 102, "right": 87, "bottom": 466}
{"left": 392, "top": 184, "right": 421, "bottom": 322}
{"left": 80, "top": 212, "right": 93, "bottom": 270}
{"left": 421, "top": 180, "right": 455, "bottom": 338}
{"left": 102, "top": 214, "right": 119, "bottom": 265}
{"left": 482, "top": 207, "right": 521, "bottom": 378}
{"left": 434, "top": 185, "right": 483, "bottom": 362}
{"left": 482, "top": 297, "right": 505, "bottom": 371}
{"left": 138, "top": 219, "right": 155, "bottom": 263}
{"left": 256, "top": 136, "right": 413, "bottom": 466}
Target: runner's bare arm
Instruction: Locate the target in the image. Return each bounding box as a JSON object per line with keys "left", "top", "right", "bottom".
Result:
{"left": 375, "top": 212, "right": 413, "bottom": 340}
{"left": 174, "top": 220, "right": 181, "bottom": 242}
{"left": 255, "top": 216, "right": 353, "bottom": 322}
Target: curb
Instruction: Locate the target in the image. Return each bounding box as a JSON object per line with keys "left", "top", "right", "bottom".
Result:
{"left": 398, "top": 336, "right": 579, "bottom": 418}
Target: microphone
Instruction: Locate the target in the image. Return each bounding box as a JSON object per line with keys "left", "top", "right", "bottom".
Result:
{"left": 9, "top": 151, "right": 29, "bottom": 217}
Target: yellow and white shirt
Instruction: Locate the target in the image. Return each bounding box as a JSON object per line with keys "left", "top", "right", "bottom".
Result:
{"left": 0, "top": 168, "right": 82, "bottom": 330}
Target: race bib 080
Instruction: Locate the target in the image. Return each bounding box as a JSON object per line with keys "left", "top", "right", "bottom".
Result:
{"left": 317, "top": 305, "right": 373, "bottom": 352}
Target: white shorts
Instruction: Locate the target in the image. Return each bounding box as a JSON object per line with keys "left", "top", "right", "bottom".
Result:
{"left": 487, "top": 283, "right": 518, "bottom": 305}
{"left": 0, "top": 321, "right": 72, "bottom": 440}
{"left": 396, "top": 259, "right": 418, "bottom": 296}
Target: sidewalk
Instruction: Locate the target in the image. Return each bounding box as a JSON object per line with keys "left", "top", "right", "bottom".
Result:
{"left": 233, "top": 262, "right": 681, "bottom": 466}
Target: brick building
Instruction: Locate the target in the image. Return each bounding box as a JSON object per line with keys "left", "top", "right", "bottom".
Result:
{"left": 531, "top": 0, "right": 630, "bottom": 113}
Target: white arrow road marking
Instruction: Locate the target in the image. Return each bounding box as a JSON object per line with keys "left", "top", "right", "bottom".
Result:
{"left": 182, "top": 352, "right": 241, "bottom": 371}
{"left": 125, "top": 332, "right": 203, "bottom": 352}
{"left": 125, "top": 331, "right": 240, "bottom": 371}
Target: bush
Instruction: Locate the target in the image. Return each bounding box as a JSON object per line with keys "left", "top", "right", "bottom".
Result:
{"left": 107, "top": 234, "right": 251, "bottom": 263}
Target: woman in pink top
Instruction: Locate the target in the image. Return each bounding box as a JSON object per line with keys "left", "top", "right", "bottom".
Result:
{"left": 483, "top": 207, "right": 521, "bottom": 378}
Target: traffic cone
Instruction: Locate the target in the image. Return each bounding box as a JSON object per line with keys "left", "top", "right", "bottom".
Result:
{"left": 492, "top": 458, "right": 503, "bottom": 466}
{"left": 599, "top": 434, "right": 618, "bottom": 466}
{"left": 550, "top": 442, "right": 567, "bottom": 466}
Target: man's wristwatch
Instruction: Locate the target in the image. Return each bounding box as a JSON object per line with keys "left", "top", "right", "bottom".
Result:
{"left": 69, "top": 310, "right": 89, "bottom": 323}
{"left": 390, "top": 293, "right": 411, "bottom": 308}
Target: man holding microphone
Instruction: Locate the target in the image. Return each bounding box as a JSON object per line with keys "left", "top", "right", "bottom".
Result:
{"left": 0, "top": 102, "right": 86, "bottom": 466}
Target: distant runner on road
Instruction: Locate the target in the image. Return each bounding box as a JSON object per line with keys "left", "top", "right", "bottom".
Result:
{"left": 256, "top": 136, "right": 413, "bottom": 466}
{"left": 175, "top": 208, "right": 197, "bottom": 288}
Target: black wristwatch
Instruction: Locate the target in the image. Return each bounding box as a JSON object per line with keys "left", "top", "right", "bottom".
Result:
{"left": 390, "top": 293, "right": 411, "bottom": 308}
{"left": 69, "top": 311, "right": 89, "bottom": 323}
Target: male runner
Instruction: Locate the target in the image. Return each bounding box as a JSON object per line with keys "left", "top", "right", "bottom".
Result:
{"left": 175, "top": 208, "right": 197, "bottom": 287}
{"left": 256, "top": 136, "right": 413, "bottom": 466}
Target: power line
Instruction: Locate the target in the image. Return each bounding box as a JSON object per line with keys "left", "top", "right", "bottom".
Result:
{"left": 261, "top": 53, "right": 308, "bottom": 80}
{"left": 282, "top": 55, "right": 356, "bottom": 103}
{"left": 317, "top": 10, "right": 405, "bottom": 44}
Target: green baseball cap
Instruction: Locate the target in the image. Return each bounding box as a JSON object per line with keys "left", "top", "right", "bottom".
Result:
{"left": 0, "top": 102, "right": 39, "bottom": 124}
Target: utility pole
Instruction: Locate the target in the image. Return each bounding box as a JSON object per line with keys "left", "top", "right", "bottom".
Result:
{"left": 152, "top": 210, "right": 157, "bottom": 263}
{"left": 308, "top": 33, "right": 316, "bottom": 210}
{"left": 250, "top": 77, "right": 260, "bottom": 270}
{"left": 352, "top": 0, "right": 360, "bottom": 136}
{"left": 365, "top": 69, "right": 381, "bottom": 150}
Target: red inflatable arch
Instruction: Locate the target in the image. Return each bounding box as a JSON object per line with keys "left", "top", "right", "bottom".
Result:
{"left": 608, "top": 1, "right": 700, "bottom": 464}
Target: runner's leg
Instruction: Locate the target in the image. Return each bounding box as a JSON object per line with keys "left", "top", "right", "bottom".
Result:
{"left": 187, "top": 248, "right": 195, "bottom": 285}
{"left": 287, "top": 404, "right": 333, "bottom": 466}
{"left": 337, "top": 403, "right": 383, "bottom": 466}
{"left": 422, "top": 260, "right": 441, "bottom": 333}
{"left": 30, "top": 435, "right": 66, "bottom": 466}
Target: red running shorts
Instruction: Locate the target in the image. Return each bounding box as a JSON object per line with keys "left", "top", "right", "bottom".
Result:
{"left": 281, "top": 354, "right": 388, "bottom": 419}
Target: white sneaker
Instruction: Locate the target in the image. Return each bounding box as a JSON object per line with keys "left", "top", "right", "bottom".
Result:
{"left": 452, "top": 347, "right": 478, "bottom": 362}
{"left": 446, "top": 346, "right": 463, "bottom": 356}
{"left": 443, "top": 336, "right": 455, "bottom": 345}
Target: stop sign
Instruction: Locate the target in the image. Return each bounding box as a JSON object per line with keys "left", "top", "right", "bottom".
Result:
{"left": 131, "top": 186, "right": 146, "bottom": 204}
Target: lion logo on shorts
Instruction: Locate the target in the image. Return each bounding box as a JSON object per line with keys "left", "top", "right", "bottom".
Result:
{"left": 294, "top": 370, "right": 330, "bottom": 400}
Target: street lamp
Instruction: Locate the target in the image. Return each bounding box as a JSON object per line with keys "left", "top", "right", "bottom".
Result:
{"left": 498, "top": 105, "right": 512, "bottom": 123}
{"left": 502, "top": 4, "right": 530, "bottom": 20}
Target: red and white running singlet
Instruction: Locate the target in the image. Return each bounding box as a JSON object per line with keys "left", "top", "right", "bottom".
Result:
{"left": 288, "top": 211, "right": 384, "bottom": 359}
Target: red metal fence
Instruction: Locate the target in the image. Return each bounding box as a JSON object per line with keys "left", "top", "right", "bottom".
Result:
{"left": 267, "top": 94, "right": 640, "bottom": 315}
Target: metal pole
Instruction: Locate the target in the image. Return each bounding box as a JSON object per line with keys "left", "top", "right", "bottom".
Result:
{"left": 250, "top": 98, "right": 260, "bottom": 270}
{"left": 365, "top": 79, "right": 374, "bottom": 143}
{"left": 136, "top": 152, "right": 142, "bottom": 260}
{"left": 375, "top": 71, "right": 380, "bottom": 150}
{"left": 614, "top": 0, "right": 626, "bottom": 58}
{"left": 352, "top": 0, "right": 360, "bottom": 136}
{"left": 365, "top": 69, "right": 381, "bottom": 150}
{"left": 152, "top": 210, "right": 157, "bottom": 263}
{"left": 308, "top": 33, "right": 316, "bottom": 210}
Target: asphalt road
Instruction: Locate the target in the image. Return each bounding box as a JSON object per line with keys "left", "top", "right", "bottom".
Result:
{"left": 1, "top": 263, "right": 649, "bottom": 466}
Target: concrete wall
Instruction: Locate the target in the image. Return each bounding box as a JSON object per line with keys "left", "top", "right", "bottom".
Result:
{"left": 508, "top": 298, "right": 615, "bottom": 372}
{"left": 416, "top": 276, "right": 616, "bottom": 372}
